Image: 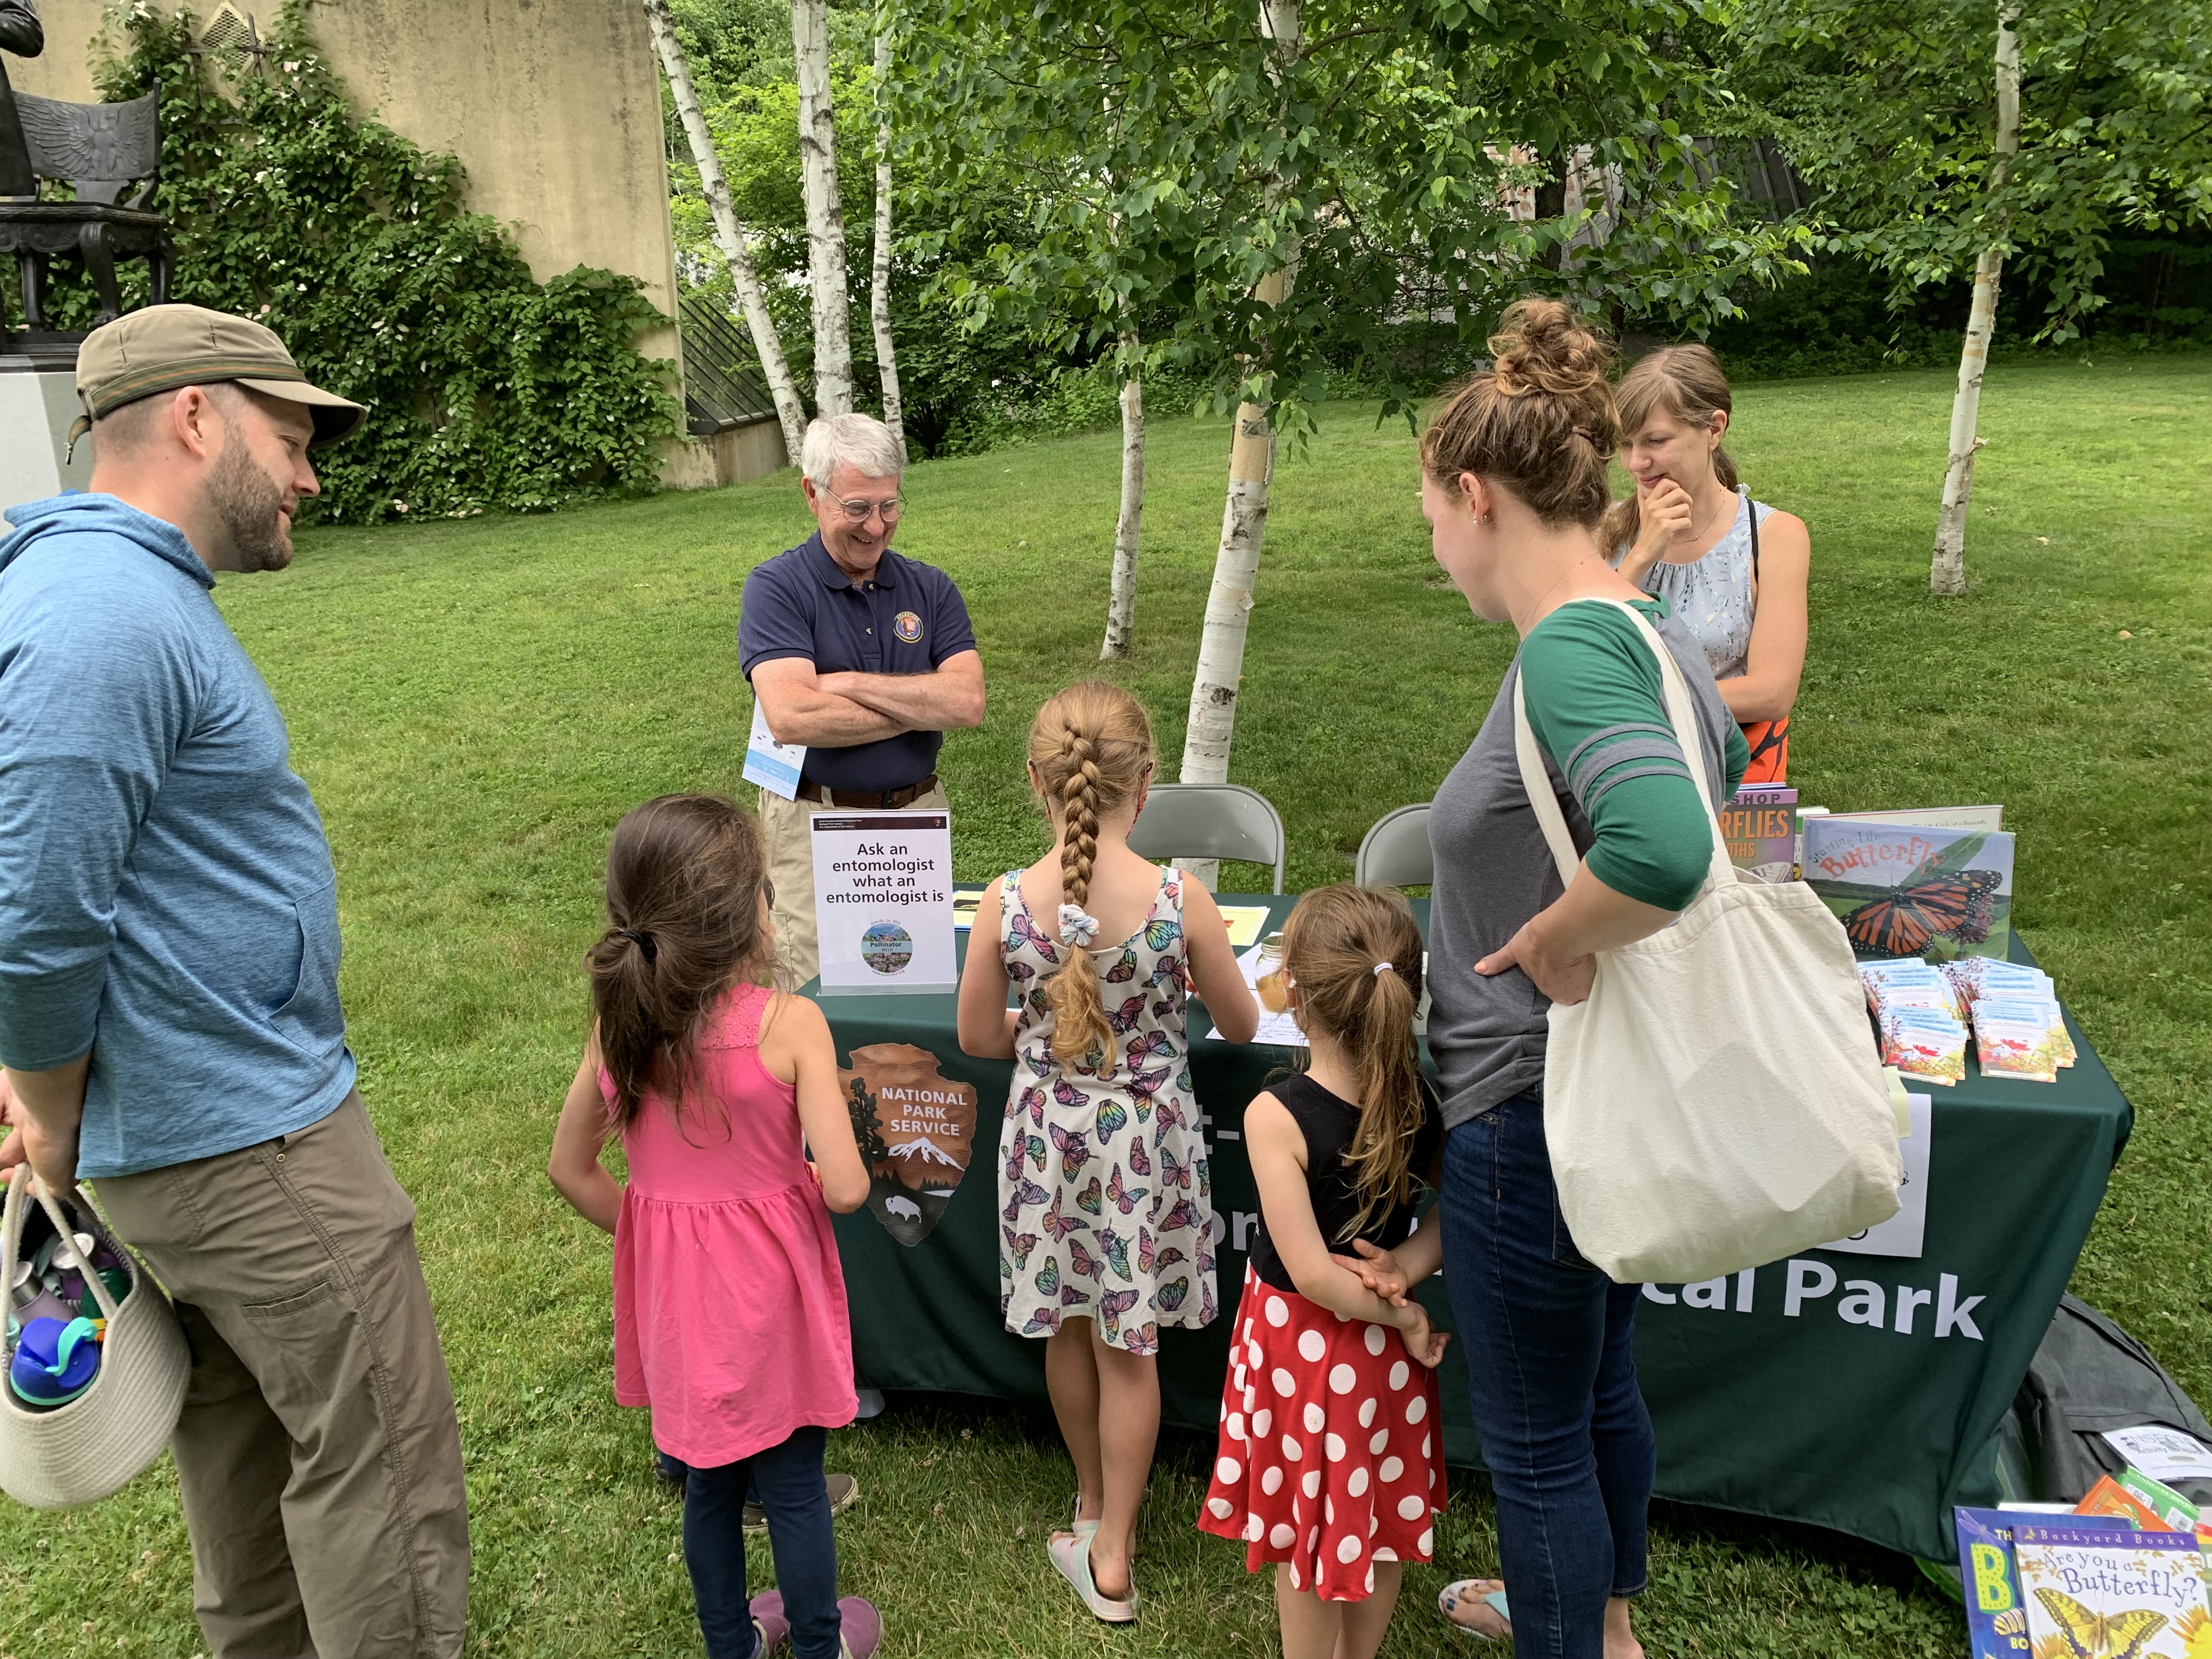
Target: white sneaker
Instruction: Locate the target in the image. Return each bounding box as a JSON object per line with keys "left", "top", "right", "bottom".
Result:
{"left": 854, "top": 1387, "right": 887, "bottom": 1420}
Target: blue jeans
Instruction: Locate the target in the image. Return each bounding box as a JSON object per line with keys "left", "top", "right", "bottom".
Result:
{"left": 666, "top": 1425, "right": 840, "bottom": 1659}
{"left": 1440, "top": 1091, "right": 1654, "bottom": 1659}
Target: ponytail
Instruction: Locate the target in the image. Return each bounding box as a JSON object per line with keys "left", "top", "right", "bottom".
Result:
{"left": 1279, "top": 884, "right": 1427, "bottom": 1239}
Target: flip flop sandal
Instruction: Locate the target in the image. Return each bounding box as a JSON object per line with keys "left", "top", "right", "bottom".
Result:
{"left": 1439, "top": 1581, "right": 1512, "bottom": 1643}
{"left": 1067, "top": 1495, "right": 1099, "bottom": 1543}
{"left": 1049, "top": 1528, "right": 1138, "bottom": 1623}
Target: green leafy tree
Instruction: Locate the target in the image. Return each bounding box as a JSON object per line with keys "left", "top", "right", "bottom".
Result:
{"left": 7, "top": 4, "right": 679, "bottom": 523}
{"left": 900, "top": 0, "right": 1814, "bottom": 778}
{"left": 1731, "top": 0, "right": 2212, "bottom": 591}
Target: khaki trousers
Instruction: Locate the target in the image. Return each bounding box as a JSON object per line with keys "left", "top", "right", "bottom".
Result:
{"left": 95, "top": 1093, "right": 469, "bottom": 1659}
{"left": 758, "top": 781, "right": 951, "bottom": 985}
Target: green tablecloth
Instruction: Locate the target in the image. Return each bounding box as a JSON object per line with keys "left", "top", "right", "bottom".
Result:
{"left": 816, "top": 896, "right": 2131, "bottom": 1562}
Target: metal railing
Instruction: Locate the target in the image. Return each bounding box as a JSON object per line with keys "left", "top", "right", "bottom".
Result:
{"left": 679, "top": 294, "right": 778, "bottom": 435}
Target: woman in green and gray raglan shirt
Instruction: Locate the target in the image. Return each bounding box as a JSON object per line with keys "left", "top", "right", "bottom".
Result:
{"left": 1372, "top": 302, "right": 1748, "bottom": 1657}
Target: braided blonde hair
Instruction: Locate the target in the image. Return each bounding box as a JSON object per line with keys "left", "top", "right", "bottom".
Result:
{"left": 1028, "top": 682, "right": 1154, "bottom": 1069}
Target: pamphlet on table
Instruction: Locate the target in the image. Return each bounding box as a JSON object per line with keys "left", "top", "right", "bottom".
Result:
{"left": 810, "top": 811, "right": 956, "bottom": 995}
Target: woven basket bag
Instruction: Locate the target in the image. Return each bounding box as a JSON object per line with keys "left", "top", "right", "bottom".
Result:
{"left": 1, "top": 1164, "right": 190, "bottom": 1509}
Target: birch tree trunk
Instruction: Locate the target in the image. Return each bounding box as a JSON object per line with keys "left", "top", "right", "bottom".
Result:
{"left": 793, "top": 0, "right": 854, "bottom": 416}
{"left": 870, "top": 29, "right": 905, "bottom": 460}
{"left": 1932, "top": 2, "right": 2021, "bottom": 596}
{"left": 1178, "top": 0, "right": 1301, "bottom": 866}
{"left": 1100, "top": 329, "right": 1144, "bottom": 660}
{"left": 644, "top": 0, "right": 808, "bottom": 466}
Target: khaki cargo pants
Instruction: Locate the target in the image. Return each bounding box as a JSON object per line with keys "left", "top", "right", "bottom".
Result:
{"left": 95, "top": 1092, "right": 468, "bottom": 1659}
{"left": 759, "top": 780, "right": 950, "bottom": 986}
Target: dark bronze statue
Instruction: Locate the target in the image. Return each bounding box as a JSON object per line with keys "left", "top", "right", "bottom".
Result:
{"left": 1, "top": 0, "right": 42, "bottom": 201}
{"left": 0, "top": 4, "right": 171, "bottom": 334}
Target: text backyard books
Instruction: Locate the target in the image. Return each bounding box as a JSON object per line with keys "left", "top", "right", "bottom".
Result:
{"left": 1802, "top": 818, "right": 2016, "bottom": 962}
{"left": 2014, "top": 1523, "right": 2209, "bottom": 1659}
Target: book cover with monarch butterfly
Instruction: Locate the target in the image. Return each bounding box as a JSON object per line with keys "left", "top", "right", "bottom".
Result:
{"left": 1802, "top": 820, "right": 2016, "bottom": 962}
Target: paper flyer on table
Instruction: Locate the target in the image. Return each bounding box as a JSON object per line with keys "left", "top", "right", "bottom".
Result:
{"left": 1209, "top": 943, "right": 1306, "bottom": 1047}
{"left": 1823, "top": 1091, "right": 1932, "bottom": 1257}
{"left": 1216, "top": 906, "right": 1271, "bottom": 949}
{"left": 742, "top": 701, "right": 806, "bottom": 800}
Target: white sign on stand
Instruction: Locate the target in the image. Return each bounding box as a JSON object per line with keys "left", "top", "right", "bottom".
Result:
{"left": 742, "top": 702, "right": 806, "bottom": 800}
{"left": 810, "top": 812, "right": 956, "bottom": 995}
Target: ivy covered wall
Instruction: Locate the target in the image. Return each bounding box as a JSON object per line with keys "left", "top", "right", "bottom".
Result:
{"left": 4, "top": 5, "right": 678, "bottom": 523}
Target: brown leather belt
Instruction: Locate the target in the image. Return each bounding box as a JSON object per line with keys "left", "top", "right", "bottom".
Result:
{"left": 797, "top": 773, "right": 939, "bottom": 810}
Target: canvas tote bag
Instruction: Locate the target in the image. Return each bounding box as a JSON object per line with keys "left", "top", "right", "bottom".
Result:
{"left": 1512, "top": 599, "right": 1902, "bottom": 1285}
{"left": 1, "top": 1164, "right": 189, "bottom": 1509}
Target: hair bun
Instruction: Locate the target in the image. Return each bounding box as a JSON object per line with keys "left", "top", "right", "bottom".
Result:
{"left": 1487, "top": 297, "right": 1614, "bottom": 400}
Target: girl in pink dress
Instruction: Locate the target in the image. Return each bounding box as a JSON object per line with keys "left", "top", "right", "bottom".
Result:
{"left": 550, "top": 793, "right": 881, "bottom": 1659}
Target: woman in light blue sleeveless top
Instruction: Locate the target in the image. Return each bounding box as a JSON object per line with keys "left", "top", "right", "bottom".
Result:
{"left": 1601, "top": 346, "right": 1808, "bottom": 784}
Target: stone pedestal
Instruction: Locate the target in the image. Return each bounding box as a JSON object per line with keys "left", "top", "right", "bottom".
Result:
{"left": 1, "top": 334, "right": 92, "bottom": 511}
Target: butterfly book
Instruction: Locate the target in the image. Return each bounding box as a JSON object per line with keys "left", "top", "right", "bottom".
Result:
{"left": 1801, "top": 819, "right": 2016, "bottom": 962}
{"left": 1957, "top": 1509, "right": 2142, "bottom": 1659}
{"left": 2012, "top": 1522, "right": 2209, "bottom": 1659}
{"left": 1722, "top": 787, "right": 1799, "bottom": 882}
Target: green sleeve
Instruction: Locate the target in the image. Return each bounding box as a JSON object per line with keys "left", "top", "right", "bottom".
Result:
{"left": 1724, "top": 721, "right": 1750, "bottom": 799}
{"left": 1517, "top": 601, "right": 1722, "bottom": 911}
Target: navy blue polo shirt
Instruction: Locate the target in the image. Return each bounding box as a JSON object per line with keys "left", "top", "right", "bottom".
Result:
{"left": 738, "top": 531, "right": 978, "bottom": 793}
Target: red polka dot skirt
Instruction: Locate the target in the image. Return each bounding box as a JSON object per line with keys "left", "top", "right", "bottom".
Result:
{"left": 1196, "top": 1265, "right": 1446, "bottom": 1601}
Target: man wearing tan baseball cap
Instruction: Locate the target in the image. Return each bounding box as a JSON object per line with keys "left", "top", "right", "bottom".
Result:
{"left": 0, "top": 306, "right": 467, "bottom": 1658}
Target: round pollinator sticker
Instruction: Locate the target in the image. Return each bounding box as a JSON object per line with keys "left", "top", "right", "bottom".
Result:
{"left": 860, "top": 921, "right": 915, "bottom": 975}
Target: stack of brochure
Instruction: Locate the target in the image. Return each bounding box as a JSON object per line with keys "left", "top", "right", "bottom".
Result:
{"left": 1858, "top": 961, "right": 1968, "bottom": 1086}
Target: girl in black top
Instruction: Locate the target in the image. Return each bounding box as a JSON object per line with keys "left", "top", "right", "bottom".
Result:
{"left": 1196, "top": 885, "right": 1451, "bottom": 1659}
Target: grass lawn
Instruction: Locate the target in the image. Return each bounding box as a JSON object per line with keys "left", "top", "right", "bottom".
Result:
{"left": 3, "top": 354, "right": 2208, "bottom": 1658}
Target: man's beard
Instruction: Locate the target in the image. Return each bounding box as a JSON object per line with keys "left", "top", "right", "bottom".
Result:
{"left": 205, "top": 424, "right": 294, "bottom": 573}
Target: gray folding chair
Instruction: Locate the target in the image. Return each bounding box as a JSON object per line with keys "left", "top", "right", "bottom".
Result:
{"left": 1354, "top": 803, "right": 1432, "bottom": 889}
{"left": 1127, "top": 783, "right": 1287, "bottom": 894}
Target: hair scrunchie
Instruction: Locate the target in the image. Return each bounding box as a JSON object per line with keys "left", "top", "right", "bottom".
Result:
{"left": 617, "top": 927, "right": 657, "bottom": 962}
{"left": 1057, "top": 905, "right": 1100, "bottom": 948}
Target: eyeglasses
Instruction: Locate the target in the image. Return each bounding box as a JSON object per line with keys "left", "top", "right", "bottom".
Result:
{"left": 826, "top": 489, "right": 905, "bottom": 524}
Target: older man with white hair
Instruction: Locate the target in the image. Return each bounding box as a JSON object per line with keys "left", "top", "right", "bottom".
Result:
{"left": 740, "top": 413, "right": 985, "bottom": 985}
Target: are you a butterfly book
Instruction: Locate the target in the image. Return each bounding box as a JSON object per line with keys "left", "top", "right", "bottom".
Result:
{"left": 1802, "top": 819, "right": 2016, "bottom": 962}
{"left": 2011, "top": 1522, "right": 2208, "bottom": 1659}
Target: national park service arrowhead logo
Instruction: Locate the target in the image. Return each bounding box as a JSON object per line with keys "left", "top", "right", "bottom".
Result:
{"left": 840, "top": 1042, "right": 978, "bottom": 1246}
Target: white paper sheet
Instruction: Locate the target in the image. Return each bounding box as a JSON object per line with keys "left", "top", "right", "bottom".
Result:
{"left": 1822, "top": 1091, "right": 1933, "bottom": 1257}
{"left": 2101, "top": 1425, "right": 2212, "bottom": 1485}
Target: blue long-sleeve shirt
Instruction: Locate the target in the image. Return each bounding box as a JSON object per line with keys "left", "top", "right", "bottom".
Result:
{"left": 0, "top": 494, "right": 355, "bottom": 1177}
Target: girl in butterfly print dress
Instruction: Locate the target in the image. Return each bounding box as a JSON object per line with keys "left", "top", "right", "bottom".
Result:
{"left": 958, "top": 682, "right": 1259, "bottom": 1623}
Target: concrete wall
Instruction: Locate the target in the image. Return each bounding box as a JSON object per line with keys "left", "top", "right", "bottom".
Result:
{"left": 661, "top": 418, "right": 787, "bottom": 492}
{"left": 10, "top": 0, "right": 679, "bottom": 321}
